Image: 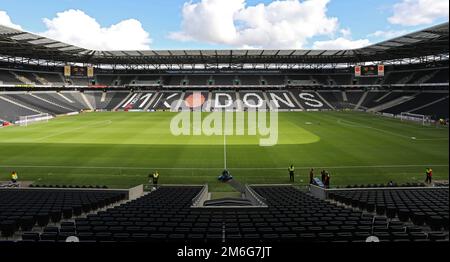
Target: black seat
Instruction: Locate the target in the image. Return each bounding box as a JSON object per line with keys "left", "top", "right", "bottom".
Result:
{"left": 428, "top": 232, "right": 447, "bottom": 241}
{"left": 19, "top": 216, "right": 35, "bottom": 231}
{"left": 428, "top": 216, "right": 444, "bottom": 231}
{"left": 22, "top": 232, "right": 40, "bottom": 241}
{"left": 63, "top": 207, "right": 73, "bottom": 219}
{"left": 0, "top": 220, "right": 17, "bottom": 238}
{"left": 398, "top": 209, "right": 410, "bottom": 222}
{"left": 50, "top": 210, "right": 62, "bottom": 223}
{"left": 40, "top": 232, "right": 58, "bottom": 241}
{"left": 37, "top": 213, "right": 50, "bottom": 227}
{"left": 411, "top": 212, "right": 426, "bottom": 226}
{"left": 386, "top": 207, "right": 397, "bottom": 219}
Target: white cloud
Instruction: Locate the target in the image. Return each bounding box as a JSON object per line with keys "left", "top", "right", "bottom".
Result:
{"left": 368, "top": 30, "right": 409, "bottom": 39}
{"left": 312, "top": 37, "right": 370, "bottom": 50}
{"left": 389, "top": 0, "right": 449, "bottom": 26}
{"left": 0, "top": 10, "right": 23, "bottom": 30}
{"left": 340, "top": 28, "right": 352, "bottom": 38}
{"left": 41, "top": 9, "right": 151, "bottom": 50}
{"left": 169, "top": 0, "right": 339, "bottom": 49}
{"left": 312, "top": 26, "right": 370, "bottom": 50}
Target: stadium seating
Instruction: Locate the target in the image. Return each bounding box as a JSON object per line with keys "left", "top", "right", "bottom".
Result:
{"left": 0, "top": 70, "right": 21, "bottom": 84}
{"left": 328, "top": 188, "right": 449, "bottom": 230}
{"left": 1, "top": 63, "right": 448, "bottom": 88}
{"left": 0, "top": 189, "right": 127, "bottom": 238}
{"left": 412, "top": 97, "right": 449, "bottom": 119}
{"left": 3, "top": 93, "right": 74, "bottom": 115}
{"left": 1, "top": 88, "right": 449, "bottom": 123}
{"left": 0, "top": 97, "right": 39, "bottom": 122}
{"left": 382, "top": 93, "right": 446, "bottom": 115}
{"left": 5, "top": 186, "right": 445, "bottom": 243}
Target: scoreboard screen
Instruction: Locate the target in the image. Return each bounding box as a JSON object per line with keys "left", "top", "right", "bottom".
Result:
{"left": 64, "top": 66, "right": 95, "bottom": 77}
{"left": 355, "top": 65, "right": 385, "bottom": 77}
{"left": 361, "top": 66, "right": 378, "bottom": 76}
{"left": 71, "top": 66, "right": 87, "bottom": 77}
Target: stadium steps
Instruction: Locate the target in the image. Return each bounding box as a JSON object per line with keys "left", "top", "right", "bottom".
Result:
{"left": 33, "top": 73, "right": 48, "bottom": 85}
{"left": 315, "top": 91, "right": 335, "bottom": 110}
{"left": 57, "top": 92, "right": 75, "bottom": 104}
{"left": 355, "top": 91, "right": 368, "bottom": 110}
{"left": 100, "top": 91, "right": 107, "bottom": 103}
{"left": 416, "top": 70, "right": 440, "bottom": 84}
{"left": 380, "top": 71, "right": 393, "bottom": 85}
{"left": 342, "top": 91, "right": 348, "bottom": 102}
{"left": 58, "top": 73, "right": 66, "bottom": 84}
{"left": 262, "top": 92, "right": 274, "bottom": 110}
{"left": 227, "top": 180, "right": 246, "bottom": 194}
{"left": 80, "top": 92, "right": 94, "bottom": 110}
{"left": 0, "top": 95, "right": 43, "bottom": 114}
{"left": 143, "top": 92, "right": 160, "bottom": 111}
{"left": 113, "top": 92, "right": 133, "bottom": 111}
{"left": 9, "top": 71, "right": 32, "bottom": 84}
{"left": 368, "top": 95, "right": 416, "bottom": 113}
{"left": 235, "top": 91, "right": 243, "bottom": 111}
{"left": 204, "top": 91, "right": 213, "bottom": 112}
{"left": 407, "top": 95, "right": 450, "bottom": 114}
{"left": 375, "top": 92, "right": 392, "bottom": 103}
{"left": 29, "top": 94, "right": 76, "bottom": 112}
{"left": 174, "top": 92, "right": 186, "bottom": 112}
{"left": 397, "top": 72, "right": 416, "bottom": 84}
{"left": 288, "top": 91, "right": 304, "bottom": 110}
{"left": 68, "top": 91, "right": 94, "bottom": 109}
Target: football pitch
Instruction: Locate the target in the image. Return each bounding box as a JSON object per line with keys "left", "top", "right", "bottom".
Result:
{"left": 0, "top": 111, "right": 448, "bottom": 191}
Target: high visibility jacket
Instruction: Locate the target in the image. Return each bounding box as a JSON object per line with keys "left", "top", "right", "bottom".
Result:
{"left": 153, "top": 173, "right": 159, "bottom": 179}
{"left": 11, "top": 173, "right": 18, "bottom": 180}
{"left": 288, "top": 167, "right": 295, "bottom": 172}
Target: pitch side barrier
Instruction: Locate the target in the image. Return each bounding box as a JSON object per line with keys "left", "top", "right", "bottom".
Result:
{"left": 0, "top": 184, "right": 146, "bottom": 201}
{"left": 369, "top": 111, "right": 444, "bottom": 126}
{"left": 309, "top": 184, "right": 450, "bottom": 200}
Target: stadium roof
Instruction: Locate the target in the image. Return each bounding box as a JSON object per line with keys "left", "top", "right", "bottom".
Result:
{"left": 0, "top": 22, "right": 448, "bottom": 67}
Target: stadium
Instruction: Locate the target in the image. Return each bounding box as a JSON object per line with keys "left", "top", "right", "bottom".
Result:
{"left": 0, "top": 1, "right": 448, "bottom": 250}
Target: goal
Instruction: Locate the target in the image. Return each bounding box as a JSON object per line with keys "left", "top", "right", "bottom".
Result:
{"left": 18, "top": 113, "right": 52, "bottom": 127}
{"left": 400, "top": 112, "right": 432, "bottom": 126}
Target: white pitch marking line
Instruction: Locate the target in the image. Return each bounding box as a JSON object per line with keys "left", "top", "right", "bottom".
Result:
{"left": 224, "top": 134, "right": 227, "bottom": 170}
{"left": 33, "top": 120, "right": 112, "bottom": 141}
{"left": 336, "top": 119, "right": 448, "bottom": 141}
{"left": 0, "top": 164, "right": 448, "bottom": 170}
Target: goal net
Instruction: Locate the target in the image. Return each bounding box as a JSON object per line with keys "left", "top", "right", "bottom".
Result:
{"left": 400, "top": 112, "right": 432, "bottom": 126}
{"left": 18, "top": 113, "right": 52, "bottom": 127}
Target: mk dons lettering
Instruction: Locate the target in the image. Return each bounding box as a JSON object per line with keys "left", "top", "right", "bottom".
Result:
{"left": 298, "top": 93, "right": 323, "bottom": 108}
{"left": 153, "top": 92, "right": 325, "bottom": 110}
{"left": 122, "top": 93, "right": 153, "bottom": 109}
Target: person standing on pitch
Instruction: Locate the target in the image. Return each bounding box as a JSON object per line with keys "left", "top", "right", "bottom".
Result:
{"left": 309, "top": 168, "right": 314, "bottom": 185}
{"left": 321, "top": 170, "right": 327, "bottom": 184}
{"left": 153, "top": 171, "right": 160, "bottom": 189}
{"left": 425, "top": 168, "right": 433, "bottom": 184}
{"left": 324, "top": 172, "right": 331, "bottom": 189}
{"left": 11, "top": 171, "right": 18, "bottom": 184}
{"left": 288, "top": 165, "right": 295, "bottom": 183}
{"left": 148, "top": 171, "right": 160, "bottom": 190}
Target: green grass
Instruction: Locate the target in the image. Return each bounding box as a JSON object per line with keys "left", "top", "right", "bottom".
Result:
{"left": 0, "top": 111, "right": 448, "bottom": 191}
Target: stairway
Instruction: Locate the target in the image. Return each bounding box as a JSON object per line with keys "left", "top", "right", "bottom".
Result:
{"left": 368, "top": 95, "right": 416, "bottom": 113}
{"left": 227, "top": 179, "right": 246, "bottom": 194}
{"left": 33, "top": 73, "right": 49, "bottom": 85}
{"left": 10, "top": 72, "right": 32, "bottom": 84}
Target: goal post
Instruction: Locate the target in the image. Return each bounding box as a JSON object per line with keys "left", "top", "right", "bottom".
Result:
{"left": 400, "top": 112, "right": 432, "bottom": 126}
{"left": 18, "top": 113, "right": 52, "bottom": 127}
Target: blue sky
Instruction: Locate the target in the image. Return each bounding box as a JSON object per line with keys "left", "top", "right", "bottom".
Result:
{"left": 0, "top": 0, "right": 448, "bottom": 50}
